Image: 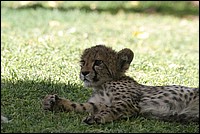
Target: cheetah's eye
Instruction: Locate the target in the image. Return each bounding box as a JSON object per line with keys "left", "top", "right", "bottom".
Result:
{"left": 94, "top": 60, "right": 103, "bottom": 66}
{"left": 80, "top": 60, "right": 85, "bottom": 67}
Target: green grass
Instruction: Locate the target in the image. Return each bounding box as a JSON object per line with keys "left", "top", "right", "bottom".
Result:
{"left": 1, "top": 1, "right": 199, "bottom": 133}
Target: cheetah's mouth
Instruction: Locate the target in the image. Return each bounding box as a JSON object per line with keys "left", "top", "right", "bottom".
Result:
{"left": 80, "top": 73, "right": 100, "bottom": 87}
{"left": 83, "top": 78, "right": 90, "bottom": 82}
{"left": 82, "top": 77, "right": 100, "bottom": 87}
{"left": 83, "top": 77, "right": 99, "bottom": 83}
{"left": 83, "top": 79, "right": 93, "bottom": 87}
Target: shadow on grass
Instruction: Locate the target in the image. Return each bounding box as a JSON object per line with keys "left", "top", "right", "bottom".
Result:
{"left": 1, "top": 79, "right": 91, "bottom": 132}
{"left": 1, "top": 79, "right": 89, "bottom": 106}
{"left": 2, "top": 1, "right": 199, "bottom": 18}
{"left": 1, "top": 79, "right": 199, "bottom": 133}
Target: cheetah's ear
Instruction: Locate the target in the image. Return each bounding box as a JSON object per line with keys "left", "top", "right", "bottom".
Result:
{"left": 117, "top": 48, "right": 134, "bottom": 72}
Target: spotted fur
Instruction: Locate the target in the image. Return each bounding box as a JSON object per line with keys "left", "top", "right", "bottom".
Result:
{"left": 43, "top": 45, "right": 199, "bottom": 124}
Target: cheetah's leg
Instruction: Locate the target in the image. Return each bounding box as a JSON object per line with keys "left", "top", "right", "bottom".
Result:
{"left": 83, "top": 106, "right": 122, "bottom": 124}
{"left": 42, "top": 94, "right": 106, "bottom": 114}
{"left": 83, "top": 101, "right": 140, "bottom": 124}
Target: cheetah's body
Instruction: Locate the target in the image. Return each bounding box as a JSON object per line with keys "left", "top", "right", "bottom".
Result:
{"left": 43, "top": 45, "right": 199, "bottom": 124}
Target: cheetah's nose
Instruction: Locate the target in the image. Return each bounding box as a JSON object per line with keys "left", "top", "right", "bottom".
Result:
{"left": 81, "top": 71, "right": 90, "bottom": 76}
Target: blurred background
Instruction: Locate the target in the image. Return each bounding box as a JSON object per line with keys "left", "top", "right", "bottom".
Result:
{"left": 1, "top": 1, "right": 199, "bottom": 17}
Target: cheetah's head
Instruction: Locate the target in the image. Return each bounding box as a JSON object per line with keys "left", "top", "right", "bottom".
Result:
{"left": 80, "top": 45, "right": 134, "bottom": 87}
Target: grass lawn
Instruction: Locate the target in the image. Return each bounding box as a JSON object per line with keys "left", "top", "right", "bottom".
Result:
{"left": 1, "top": 1, "right": 199, "bottom": 133}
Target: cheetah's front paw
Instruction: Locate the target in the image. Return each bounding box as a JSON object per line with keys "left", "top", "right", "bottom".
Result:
{"left": 42, "top": 94, "right": 60, "bottom": 111}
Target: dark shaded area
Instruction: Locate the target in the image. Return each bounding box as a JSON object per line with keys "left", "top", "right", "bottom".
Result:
{"left": 1, "top": 79, "right": 89, "bottom": 132}
{"left": 1, "top": 79, "right": 199, "bottom": 133}
{"left": 1, "top": 79, "right": 87, "bottom": 102}
{"left": 1, "top": 1, "right": 199, "bottom": 18}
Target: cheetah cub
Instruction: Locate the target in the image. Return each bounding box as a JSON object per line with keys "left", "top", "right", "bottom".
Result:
{"left": 43, "top": 45, "right": 199, "bottom": 124}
